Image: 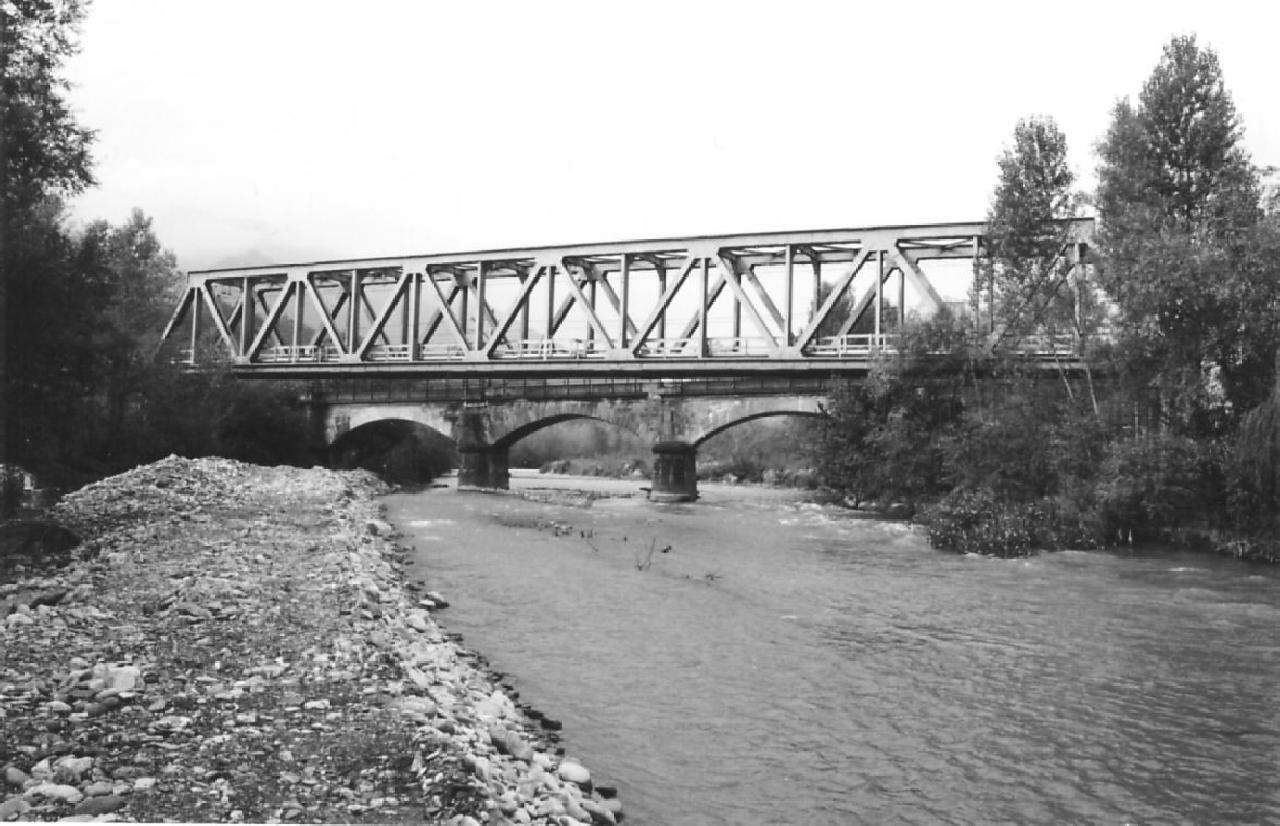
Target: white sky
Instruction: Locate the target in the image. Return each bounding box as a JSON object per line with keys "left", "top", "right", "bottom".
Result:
{"left": 64, "top": 0, "right": 1279, "bottom": 272}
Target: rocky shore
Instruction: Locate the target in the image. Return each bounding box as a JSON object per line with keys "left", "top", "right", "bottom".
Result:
{"left": 0, "top": 457, "right": 621, "bottom": 824}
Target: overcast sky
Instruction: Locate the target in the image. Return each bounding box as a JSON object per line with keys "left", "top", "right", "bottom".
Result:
{"left": 64, "top": 1, "right": 1279, "bottom": 272}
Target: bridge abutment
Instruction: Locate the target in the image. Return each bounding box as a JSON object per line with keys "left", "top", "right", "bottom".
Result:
{"left": 650, "top": 441, "right": 698, "bottom": 502}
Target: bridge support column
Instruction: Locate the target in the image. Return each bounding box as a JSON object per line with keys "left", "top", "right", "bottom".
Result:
{"left": 452, "top": 407, "right": 509, "bottom": 491}
{"left": 457, "top": 446, "right": 510, "bottom": 490}
{"left": 650, "top": 441, "right": 698, "bottom": 502}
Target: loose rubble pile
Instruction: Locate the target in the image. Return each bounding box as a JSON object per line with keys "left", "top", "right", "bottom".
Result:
{"left": 0, "top": 456, "right": 621, "bottom": 824}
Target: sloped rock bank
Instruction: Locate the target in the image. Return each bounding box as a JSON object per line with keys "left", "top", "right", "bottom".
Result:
{"left": 0, "top": 457, "right": 619, "bottom": 824}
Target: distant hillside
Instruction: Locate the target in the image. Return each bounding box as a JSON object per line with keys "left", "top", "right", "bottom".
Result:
{"left": 187, "top": 244, "right": 338, "bottom": 272}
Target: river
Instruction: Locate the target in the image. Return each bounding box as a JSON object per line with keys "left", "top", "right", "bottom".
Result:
{"left": 384, "top": 472, "right": 1280, "bottom": 825}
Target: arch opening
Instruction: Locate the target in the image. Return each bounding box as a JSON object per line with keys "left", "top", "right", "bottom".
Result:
{"left": 696, "top": 412, "right": 822, "bottom": 487}
{"left": 330, "top": 418, "right": 455, "bottom": 485}
{"left": 501, "top": 415, "right": 649, "bottom": 478}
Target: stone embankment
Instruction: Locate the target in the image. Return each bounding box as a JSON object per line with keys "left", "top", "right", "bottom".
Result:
{"left": 0, "top": 457, "right": 621, "bottom": 824}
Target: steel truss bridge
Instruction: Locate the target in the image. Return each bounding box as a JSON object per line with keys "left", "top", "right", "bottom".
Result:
{"left": 159, "top": 219, "right": 1096, "bottom": 379}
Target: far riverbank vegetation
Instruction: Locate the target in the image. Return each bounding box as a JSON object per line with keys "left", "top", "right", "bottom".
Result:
{"left": 811, "top": 36, "right": 1280, "bottom": 562}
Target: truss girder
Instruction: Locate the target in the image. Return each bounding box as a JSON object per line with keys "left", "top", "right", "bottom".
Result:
{"left": 160, "top": 220, "right": 1094, "bottom": 369}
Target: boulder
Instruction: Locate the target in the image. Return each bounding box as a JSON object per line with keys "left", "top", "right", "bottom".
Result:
{"left": 557, "top": 760, "right": 591, "bottom": 787}
{"left": 73, "top": 794, "right": 126, "bottom": 816}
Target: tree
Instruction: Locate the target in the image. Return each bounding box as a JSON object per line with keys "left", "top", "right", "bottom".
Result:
{"left": 0, "top": 0, "right": 95, "bottom": 214}
{"left": 983, "top": 116, "right": 1098, "bottom": 411}
{"left": 1, "top": 0, "right": 95, "bottom": 498}
{"left": 76, "top": 210, "right": 186, "bottom": 463}
{"left": 1095, "top": 34, "right": 1267, "bottom": 436}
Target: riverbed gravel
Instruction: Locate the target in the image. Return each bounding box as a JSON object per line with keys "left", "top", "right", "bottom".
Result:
{"left": 0, "top": 456, "right": 621, "bottom": 824}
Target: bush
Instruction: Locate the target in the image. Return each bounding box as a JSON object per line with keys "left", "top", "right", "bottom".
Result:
{"left": 814, "top": 369, "right": 962, "bottom": 506}
{"left": 921, "top": 489, "right": 1103, "bottom": 557}
{"left": 213, "top": 385, "right": 314, "bottom": 466}
{"left": 1094, "top": 434, "right": 1226, "bottom": 543}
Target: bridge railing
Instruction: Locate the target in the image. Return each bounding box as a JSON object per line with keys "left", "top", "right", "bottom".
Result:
{"left": 419, "top": 343, "right": 468, "bottom": 360}
{"left": 806, "top": 333, "right": 900, "bottom": 356}
{"left": 635, "top": 338, "right": 697, "bottom": 358}
{"left": 493, "top": 338, "right": 610, "bottom": 359}
{"left": 1005, "top": 333, "right": 1081, "bottom": 357}
{"left": 257, "top": 345, "right": 324, "bottom": 363}
{"left": 256, "top": 345, "right": 351, "bottom": 363}
{"left": 706, "top": 337, "right": 777, "bottom": 357}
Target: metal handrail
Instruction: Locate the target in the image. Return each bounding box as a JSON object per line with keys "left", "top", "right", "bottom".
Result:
{"left": 806, "top": 333, "right": 899, "bottom": 355}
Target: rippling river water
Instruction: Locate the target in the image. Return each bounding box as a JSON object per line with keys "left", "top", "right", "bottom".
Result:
{"left": 385, "top": 474, "right": 1280, "bottom": 825}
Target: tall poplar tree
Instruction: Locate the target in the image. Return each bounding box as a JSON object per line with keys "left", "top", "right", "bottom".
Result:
{"left": 984, "top": 116, "right": 1097, "bottom": 411}
{"left": 1095, "top": 34, "right": 1266, "bottom": 435}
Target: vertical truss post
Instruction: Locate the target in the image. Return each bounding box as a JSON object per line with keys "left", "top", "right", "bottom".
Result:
{"left": 619, "top": 254, "right": 631, "bottom": 348}
{"left": 987, "top": 241, "right": 995, "bottom": 335}
{"left": 474, "top": 262, "right": 486, "bottom": 351}
{"left": 347, "top": 272, "right": 360, "bottom": 354}
{"left": 189, "top": 289, "right": 200, "bottom": 360}
{"left": 587, "top": 277, "right": 598, "bottom": 344}
{"left": 657, "top": 263, "right": 667, "bottom": 340}
{"left": 811, "top": 256, "right": 820, "bottom": 322}
{"left": 784, "top": 245, "right": 794, "bottom": 345}
{"left": 698, "top": 257, "right": 709, "bottom": 357}
{"left": 1073, "top": 242, "right": 1086, "bottom": 343}
{"left": 517, "top": 271, "right": 530, "bottom": 342}
{"left": 458, "top": 274, "right": 470, "bottom": 345}
{"left": 398, "top": 273, "right": 409, "bottom": 348}
{"left": 240, "top": 277, "right": 254, "bottom": 358}
{"left": 897, "top": 255, "right": 906, "bottom": 327}
{"left": 874, "top": 250, "right": 884, "bottom": 338}
{"left": 408, "top": 271, "right": 420, "bottom": 359}
{"left": 732, "top": 269, "right": 742, "bottom": 340}
{"left": 291, "top": 276, "right": 304, "bottom": 351}
{"left": 545, "top": 267, "right": 555, "bottom": 339}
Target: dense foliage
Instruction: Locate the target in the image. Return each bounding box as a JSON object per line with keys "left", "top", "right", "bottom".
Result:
{"left": 1, "top": 2, "right": 318, "bottom": 505}
{"left": 815, "top": 36, "right": 1280, "bottom": 559}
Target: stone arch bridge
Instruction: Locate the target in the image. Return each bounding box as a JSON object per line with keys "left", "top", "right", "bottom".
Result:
{"left": 319, "top": 379, "right": 828, "bottom": 501}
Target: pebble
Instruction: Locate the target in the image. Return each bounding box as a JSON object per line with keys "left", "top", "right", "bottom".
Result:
{"left": 3, "top": 767, "right": 29, "bottom": 787}
{"left": 53, "top": 755, "right": 93, "bottom": 780}
{"left": 83, "top": 780, "right": 115, "bottom": 797}
{"left": 72, "top": 794, "right": 126, "bottom": 815}
{"left": 0, "top": 797, "right": 31, "bottom": 820}
{"left": 24, "top": 782, "right": 84, "bottom": 804}
{"left": 582, "top": 798, "right": 618, "bottom": 824}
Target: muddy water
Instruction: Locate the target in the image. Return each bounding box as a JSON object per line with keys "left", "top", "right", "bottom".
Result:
{"left": 385, "top": 473, "right": 1280, "bottom": 825}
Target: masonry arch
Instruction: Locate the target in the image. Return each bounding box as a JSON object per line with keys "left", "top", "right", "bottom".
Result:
{"left": 684, "top": 396, "right": 827, "bottom": 446}
{"left": 693, "top": 408, "right": 825, "bottom": 449}
{"left": 492, "top": 413, "right": 640, "bottom": 451}
{"left": 324, "top": 403, "right": 454, "bottom": 447}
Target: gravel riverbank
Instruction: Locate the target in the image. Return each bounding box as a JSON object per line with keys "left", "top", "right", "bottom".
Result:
{"left": 0, "top": 457, "right": 620, "bottom": 824}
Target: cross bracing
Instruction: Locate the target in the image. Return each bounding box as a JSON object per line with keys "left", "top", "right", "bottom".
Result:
{"left": 158, "top": 220, "right": 1095, "bottom": 376}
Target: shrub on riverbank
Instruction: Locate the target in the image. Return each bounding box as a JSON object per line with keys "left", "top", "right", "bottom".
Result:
{"left": 1093, "top": 433, "right": 1228, "bottom": 544}
{"left": 921, "top": 490, "right": 1103, "bottom": 558}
